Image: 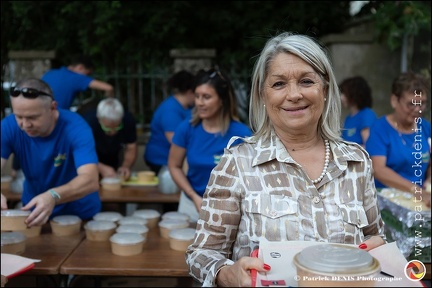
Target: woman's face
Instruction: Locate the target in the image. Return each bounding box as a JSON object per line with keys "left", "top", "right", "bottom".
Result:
{"left": 263, "top": 53, "right": 326, "bottom": 135}
{"left": 194, "top": 83, "right": 223, "bottom": 120}
{"left": 392, "top": 90, "right": 428, "bottom": 126}
{"left": 340, "top": 93, "right": 349, "bottom": 108}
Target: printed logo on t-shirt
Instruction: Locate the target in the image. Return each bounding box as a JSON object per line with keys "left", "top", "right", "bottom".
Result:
{"left": 54, "top": 153, "right": 67, "bottom": 167}
{"left": 213, "top": 155, "right": 221, "bottom": 165}
{"left": 347, "top": 128, "right": 356, "bottom": 137}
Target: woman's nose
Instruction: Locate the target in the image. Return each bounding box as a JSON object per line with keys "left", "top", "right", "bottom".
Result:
{"left": 286, "top": 83, "right": 303, "bottom": 102}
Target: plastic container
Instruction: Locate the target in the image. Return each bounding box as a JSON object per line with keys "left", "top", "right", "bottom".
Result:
{"left": 50, "top": 215, "right": 82, "bottom": 236}
{"left": 100, "top": 177, "right": 122, "bottom": 191}
{"left": 1, "top": 210, "right": 30, "bottom": 231}
{"left": 293, "top": 244, "right": 380, "bottom": 287}
{"left": 93, "top": 211, "right": 123, "bottom": 223}
{"left": 109, "top": 232, "right": 145, "bottom": 256}
{"left": 158, "top": 219, "right": 189, "bottom": 239}
{"left": 116, "top": 224, "right": 149, "bottom": 238}
{"left": 84, "top": 220, "right": 117, "bottom": 241}
{"left": 161, "top": 211, "right": 190, "bottom": 222}
{"left": 1, "top": 231, "right": 26, "bottom": 255}
{"left": 168, "top": 228, "right": 196, "bottom": 251}
{"left": 17, "top": 225, "right": 42, "bottom": 238}
{"left": 118, "top": 216, "right": 148, "bottom": 227}
{"left": 132, "top": 209, "right": 160, "bottom": 228}
{"left": 137, "top": 171, "right": 155, "bottom": 183}
{"left": 157, "top": 166, "right": 180, "bottom": 194}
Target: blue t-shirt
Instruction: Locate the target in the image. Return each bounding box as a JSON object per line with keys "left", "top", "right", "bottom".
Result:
{"left": 144, "top": 96, "right": 192, "bottom": 166}
{"left": 366, "top": 116, "right": 431, "bottom": 188}
{"left": 342, "top": 107, "right": 377, "bottom": 145}
{"left": 172, "top": 119, "right": 252, "bottom": 196}
{"left": 1, "top": 109, "right": 101, "bottom": 219}
{"left": 42, "top": 66, "right": 93, "bottom": 109}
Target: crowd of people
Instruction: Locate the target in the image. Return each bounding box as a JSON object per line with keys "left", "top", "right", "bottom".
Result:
{"left": 0, "top": 31, "right": 430, "bottom": 287}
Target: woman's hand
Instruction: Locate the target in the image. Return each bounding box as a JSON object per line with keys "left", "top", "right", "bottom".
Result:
{"left": 216, "top": 256, "right": 271, "bottom": 287}
{"left": 358, "top": 235, "right": 386, "bottom": 251}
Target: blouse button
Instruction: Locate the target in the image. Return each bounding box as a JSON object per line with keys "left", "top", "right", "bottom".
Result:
{"left": 313, "top": 196, "right": 320, "bottom": 204}
{"left": 270, "top": 210, "right": 277, "bottom": 217}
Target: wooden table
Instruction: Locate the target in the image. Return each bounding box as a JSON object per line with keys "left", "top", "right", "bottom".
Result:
{"left": 4, "top": 225, "right": 85, "bottom": 287}
{"left": 2, "top": 186, "right": 180, "bottom": 204}
{"left": 60, "top": 227, "right": 193, "bottom": 286}
{"left": 99, "top": 186, "right": 180, "bottom": 203}
{"left": 20, "top": 230, "right": 85, "bottom": 275}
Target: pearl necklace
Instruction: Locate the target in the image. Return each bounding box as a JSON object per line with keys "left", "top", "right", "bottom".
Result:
{"left": 311, "top": 139, "right": 330, "bottom": 184}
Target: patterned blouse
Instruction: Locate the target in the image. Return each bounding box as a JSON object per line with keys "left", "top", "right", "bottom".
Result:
{"left": 185, "top": 131, "right": 385, "bottom": 286}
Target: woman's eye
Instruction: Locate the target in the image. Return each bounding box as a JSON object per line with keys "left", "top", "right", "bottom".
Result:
{"left": 272, "top": 81, "right": 284, "bottom": 88}
{"left": 300, "top": 79, "right": 315, "bottom": 85}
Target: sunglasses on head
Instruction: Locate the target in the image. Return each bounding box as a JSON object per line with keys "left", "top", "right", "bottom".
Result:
{"left": 10, "top": 87, "right": 53, "bottom": 99}
{"left": 209, "top": 67, "right": 226, "bottom": 82}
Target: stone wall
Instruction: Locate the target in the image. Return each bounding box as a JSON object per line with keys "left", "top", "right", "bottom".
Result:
{"left": 7, "top": 50, "right": 55, "bottom": 81}
{"left": 321, "top": 20, "right": 430, "bottom": 120}
{"left": 170, "top": 48, "right": 216, "bottom": 74}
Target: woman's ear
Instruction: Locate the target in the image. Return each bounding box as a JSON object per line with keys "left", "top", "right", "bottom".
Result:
{"left": 390, "top": 94, "right": 398, "bottom": 109}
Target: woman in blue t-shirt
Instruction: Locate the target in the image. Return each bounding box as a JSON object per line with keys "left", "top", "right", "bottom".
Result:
{"left": 144, "top": 70, "right": 196, "bottom": 174}
{"left": 168, "top": 67, "right": 252, "bottom": 222}
{"left": 340, "top": 76, "right": 377, "bottom": 146}
{"left": 366, "top": 72, "right": 431, "bottom": 208}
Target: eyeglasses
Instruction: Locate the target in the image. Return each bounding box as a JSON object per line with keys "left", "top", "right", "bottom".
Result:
{"left": 100, "top": 122, "right": 123, "bottom": 132}
{"left": 10, "top": 87, "right": 53, "bottom": 99}
{"left": 398, "top": 98, "right": 428, "bottom": 111}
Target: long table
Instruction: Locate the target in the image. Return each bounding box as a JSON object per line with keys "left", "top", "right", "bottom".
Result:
{"left": 2, "top": 186, "right": 180, "bottom": 204}
{"left": 60, "top": 227, "right": 193, "bottom": 286}
{"left": 99, "top": 185, "right": 180, "bottom": 203}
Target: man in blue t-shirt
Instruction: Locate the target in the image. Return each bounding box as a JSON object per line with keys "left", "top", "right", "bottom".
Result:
{"left": 42, "top": 54, "right": 114, "bottom": 109}
{"left": 1, "top": 78, "right": 101, "bottom": 227}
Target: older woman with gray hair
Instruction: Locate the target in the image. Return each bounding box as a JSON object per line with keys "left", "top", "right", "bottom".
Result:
{"left": 185, "top": 32, "right": 386, "bottom": 287}
{"left": 82, "top": 98, "right": 138, "bottom": 180}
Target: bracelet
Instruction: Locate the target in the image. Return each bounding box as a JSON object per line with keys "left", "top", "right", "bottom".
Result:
{"left": 49, "top": 189, "right": 61, "bottom": 203}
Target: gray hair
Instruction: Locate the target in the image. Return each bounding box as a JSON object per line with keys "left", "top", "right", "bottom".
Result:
{"left": 249, "top": 32, "right": 341, "bottom": 141}
{"left": 96, "top": 98, "right": 124, "bottom": 121}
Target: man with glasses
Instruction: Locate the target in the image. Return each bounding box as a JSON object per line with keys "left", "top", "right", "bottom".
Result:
{"left": 81, "top": 98, "right": 137, "bottom": 181}
{"left": 1, "top": 78, "right": 101, "bottom": 227}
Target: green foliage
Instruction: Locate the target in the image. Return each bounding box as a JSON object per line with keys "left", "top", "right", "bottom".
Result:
{"left": 370, "top": 1, "right": 431, "bottom": 50}
{"left": 1, "top": 1, "right": 352, "bottom": 74}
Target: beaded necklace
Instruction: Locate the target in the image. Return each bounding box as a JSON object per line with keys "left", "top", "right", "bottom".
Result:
{"left": 310, "top": 139, "right": 330, "bottom": 184}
